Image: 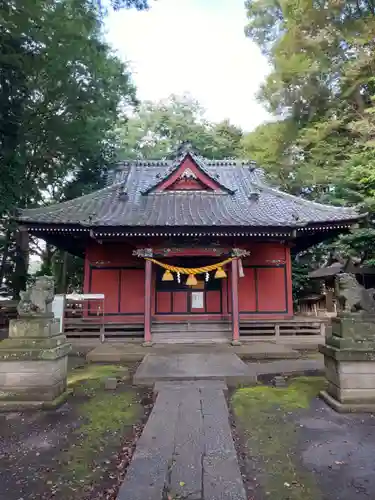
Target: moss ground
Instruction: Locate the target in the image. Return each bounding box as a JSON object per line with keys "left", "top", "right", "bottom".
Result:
{"left": 0, "top": 360, "right": 149, "bottom": 500}
{"left": 61, "top": 363, "right": 143, "bottom": 493}
{"left": 46, "top": 364, "right": 143, "bottom": 498}
{"left": 231, "top": 377, "right": 326, "bottom": 500}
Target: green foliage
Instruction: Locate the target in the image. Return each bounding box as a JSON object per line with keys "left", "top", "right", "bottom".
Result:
{"left": 116, "top": 94, "right": 244, "bottom": 160}
{"left": 1, "top": 0, "right": 136, "bottom": 216}
{"left": 243, "top": 0, "right": 375, "bottom": 273}
{"left": 291, "top": 261, "right": 311, "bottom": 303}
{"left": 0, "top": 0, "right": 138, "bottom": 295}
{"left": 334, "top": 229, "right": 375, "bottom": 266}
{"left": 109, "top": 0, "right": 149, "bottom": 9}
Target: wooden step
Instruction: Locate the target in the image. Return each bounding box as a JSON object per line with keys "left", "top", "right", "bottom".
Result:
{"left": 152, "top": 322, "right": 231, "bottom": 333}
{"left": 152, "top": 333, "right": 230, "bottom": 344}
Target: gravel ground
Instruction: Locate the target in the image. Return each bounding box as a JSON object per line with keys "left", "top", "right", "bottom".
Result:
{"left": 232, "top": 378, "right": 375, "bottom": 500}
{"left": 297, "top": 398, "right": 375, "bottom": 500}
{"left": 0, "top": 362, "right": 152, "bottom": 500}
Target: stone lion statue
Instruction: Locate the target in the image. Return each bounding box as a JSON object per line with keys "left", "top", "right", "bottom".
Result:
{"left": 17, "top": 276, "right": 55, "bottom": 317}
{"left": 335, "top": 273, "right": 375, "bottom": 314}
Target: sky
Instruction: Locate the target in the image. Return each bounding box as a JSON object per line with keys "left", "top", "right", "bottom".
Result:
{"left": 105, "top": 0, "right": 271, "bottom": 132}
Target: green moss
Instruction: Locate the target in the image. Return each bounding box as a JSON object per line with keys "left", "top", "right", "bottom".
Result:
{"left": 231, "top": 377, "right": 326, "bottom": 500}
{"left": 63, "top": 364, "right": 141, "bottom": 487}
{"left": 68, "top": 364, "right": 128, "bottom": 389}
{"left": 233, "top": 376, "right": 326, "bottom": 414}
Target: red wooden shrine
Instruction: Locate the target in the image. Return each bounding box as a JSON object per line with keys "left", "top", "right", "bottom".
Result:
{"left": 17, "top": 143, "right": 362, "bottom": 342}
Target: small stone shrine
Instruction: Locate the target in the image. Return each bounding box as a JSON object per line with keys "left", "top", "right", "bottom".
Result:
{"left": 0, "top": 276, "right": 71, "bottom": 410}
{"left": 320, "top": 273, "right": 375, "bottom": 412}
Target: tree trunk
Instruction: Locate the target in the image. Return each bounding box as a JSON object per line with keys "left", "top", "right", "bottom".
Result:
{"left": 353, "top": 86, "right": 365, "bottom": 114}
{"left": 0, "top": 228, "right": 11, "bottom": 287}
{"left": 43, "top": 244, "right": 53, "bottom": 274}
{"left": 58, "top": 251, "right": 68, "bottom": 294}
{"left": 12, "top": 226, "right": 29, "bottom": 299}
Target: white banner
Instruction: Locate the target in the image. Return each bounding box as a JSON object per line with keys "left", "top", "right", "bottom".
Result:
{"left": 191, "top": 291, "right": 204, "bottom": 309}
{"left": 238, "top": 258, "right": 245, "bottom": 278}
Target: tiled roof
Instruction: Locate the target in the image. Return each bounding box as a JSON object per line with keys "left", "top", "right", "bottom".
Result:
{"left": 17, "top": 151, "right": 363, "bottom": 229}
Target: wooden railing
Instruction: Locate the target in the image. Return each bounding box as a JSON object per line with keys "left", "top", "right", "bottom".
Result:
{"left": 63, "top": 295, "right": 144, "bottom": 341}
{"left": 240, "top": 318, "right": 326, "bottom": 340}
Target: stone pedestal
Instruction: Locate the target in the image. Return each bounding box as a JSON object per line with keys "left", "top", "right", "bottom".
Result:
{"left": 319, "top": 312, "right": 375, "bottom": 412}
{"left": 0, "top": 315, "right": 71, "bottom": 411}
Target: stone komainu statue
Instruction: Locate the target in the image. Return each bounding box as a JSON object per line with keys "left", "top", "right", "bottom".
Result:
{"left": 17, "top": 276, "right": 55, "bottom": 316}
{"left": 335, "top": 273, "right": 375, "bottom": 314}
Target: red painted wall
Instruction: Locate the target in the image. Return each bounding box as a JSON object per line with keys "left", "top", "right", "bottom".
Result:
{"left": 228, "top": 242, "right": 292, "bottom": 319}
{"left": 84, "top": 242, "right": 145, "bottom": 323}
{"left": 83, "top": 240, "right": 293, "bottom": 322}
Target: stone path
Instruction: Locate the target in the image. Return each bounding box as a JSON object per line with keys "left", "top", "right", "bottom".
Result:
{"left": 117, "top": 380, "right": 247, "bottom": 500}
{"left": 133, "top": 352, "right": 257, "bottom": 386}
{"left": 117, "top": 354, "right": 324, "bottom": 500}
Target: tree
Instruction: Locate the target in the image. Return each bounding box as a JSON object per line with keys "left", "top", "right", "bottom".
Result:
{"left": 116, "top": 94, "right": 243, "bottom": 160}
{"left": 243, "top": 0, "right": 375, "bottom": 194}
{"left": 240, "top": 119, "right": 299, "bottom": 189}
{"left": 0, "top": 0, "right": 138, "bottom": 296}
{"left": 243, "top": 0, "right": 375, "bottom": 281}
{"left": 110, "top": 0, "right": 149, "bottom": 8}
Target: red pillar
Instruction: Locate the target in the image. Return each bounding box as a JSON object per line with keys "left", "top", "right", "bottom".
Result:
{"left": 144, "top": 259, "right": 152, "bottom": 344}
{"left": 231, "top": 258, "right": 240, "bottom": 344}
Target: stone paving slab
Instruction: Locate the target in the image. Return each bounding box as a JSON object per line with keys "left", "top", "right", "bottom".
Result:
{"left": 154, "top": 379, "right": 228, "bottom": 394}
{"left": 235, "top": 341, "right": 300, "bottom": 359}
{"left": 170, "top": 387, "right": 203, "bottom": 500}
{"left": 85, "top": 341, "right": 300, "bottom": 363}
{"left": 117, "top": 381, "right": 246, "bottom": 500}
{"left": 133, "top": 353, "right": 257, "bottom": 386}
{"left": 116, "top": 389, "right": 180, "bottom": 500}
{"left": 253, "top": 357, "right": 324, "bottom": 376}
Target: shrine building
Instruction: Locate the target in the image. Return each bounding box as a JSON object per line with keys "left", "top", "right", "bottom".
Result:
{"left": 16, "top": 143, "right": 363, "bottom": 343}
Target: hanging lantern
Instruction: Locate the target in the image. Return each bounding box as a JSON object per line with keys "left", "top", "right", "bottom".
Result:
{"left": 186, "top": 274, "right": 198, "bottom": 286}
{"left": 162, "top": 269, "right": 174, "bottom": 281}
{"left": 214, "top": 267, "right": 227, "bottom": 279}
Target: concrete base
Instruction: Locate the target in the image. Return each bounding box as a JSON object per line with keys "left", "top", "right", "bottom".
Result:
{"left": 141, "top": 341, "right": 154, "bottom": 347}
{"left": 320, "top": 344, "right": 375, "bottom": 409}
{"left": 133, "top": 353, "right": 257, "bottom": 387}
{"left": 85, "top": 341, "right": 299, "bottom": 363}
{"left": 87, "top": 344, "right": 145, "bottom": 363}
{"left": 0, "top": 389, "right": 70, "bottom": 412}
{"left": 319, "top": 313, "right": 375, "bottom": 413}
{"left": 0, "top": 316, "right": 71, "bottom": 411}
{"left": 320, "top": 390, "right": 375, "bottom": 413}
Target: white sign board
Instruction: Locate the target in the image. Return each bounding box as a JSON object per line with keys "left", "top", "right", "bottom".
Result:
{"left": 51, "top": 294, "right": 65, "bottom": 333}
{"left": 191, "top": 291, "right": 204, "bottom": 309}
